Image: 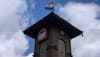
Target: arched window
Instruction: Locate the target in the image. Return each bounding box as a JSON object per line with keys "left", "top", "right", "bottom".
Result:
{"left": 58, "top": 39, "right": 66, "bottom": 57}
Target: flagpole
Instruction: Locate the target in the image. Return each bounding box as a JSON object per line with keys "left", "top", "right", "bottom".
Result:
{"left": 52, "top": 2, "right": 54, "bottom": 12}
{"left": 52, "top": 4, "right": 54, "bottom": 12}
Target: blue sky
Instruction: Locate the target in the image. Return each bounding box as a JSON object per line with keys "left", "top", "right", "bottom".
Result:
{"left": 24, "top": 0, "right": 100, "bottom": 56}
{"left": 24, "top": 0, "right": 100, "bottom": 28}
{"left": 0, "top": 0, "right": 100, "bottom": 57}
{"left": 25, "top": 0, "right": 100, "bottom": 21}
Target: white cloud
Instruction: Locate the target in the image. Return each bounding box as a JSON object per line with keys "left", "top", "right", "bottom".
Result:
{"left": 26, "top": 53, "right": 33, "bottom": 57}
{"left": 0, "top": 31, "right": 28, "bottom": 57}
{"left": 0, "top": 0, "right": 27, "bottom": 34}
{"left": 0, "top": 0, "right": 33, "bottom": 57}
{"left": 59, "top": 2, "right": 100, "bottom": 57}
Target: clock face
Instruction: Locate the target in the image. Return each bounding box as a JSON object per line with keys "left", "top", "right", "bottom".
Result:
{"left": 38, "top": 28, "right": 47, "bottom": 41}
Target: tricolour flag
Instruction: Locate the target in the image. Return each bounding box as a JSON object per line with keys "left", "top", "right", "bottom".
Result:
{"left": 45, "top": 2, "right": 54, "bottom": 10}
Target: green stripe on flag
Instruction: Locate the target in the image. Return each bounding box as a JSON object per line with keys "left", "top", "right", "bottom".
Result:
{"left": 45, "top": 6, "right": 53, "bottom": 10}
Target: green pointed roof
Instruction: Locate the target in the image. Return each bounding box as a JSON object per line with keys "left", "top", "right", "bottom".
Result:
{"left": 23, "top": 12, "right": 82, "bottom": 39}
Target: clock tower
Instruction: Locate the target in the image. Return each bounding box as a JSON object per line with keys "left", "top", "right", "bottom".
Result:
{"left": 23, "top": 12, "right": 82, "bottom": 57}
